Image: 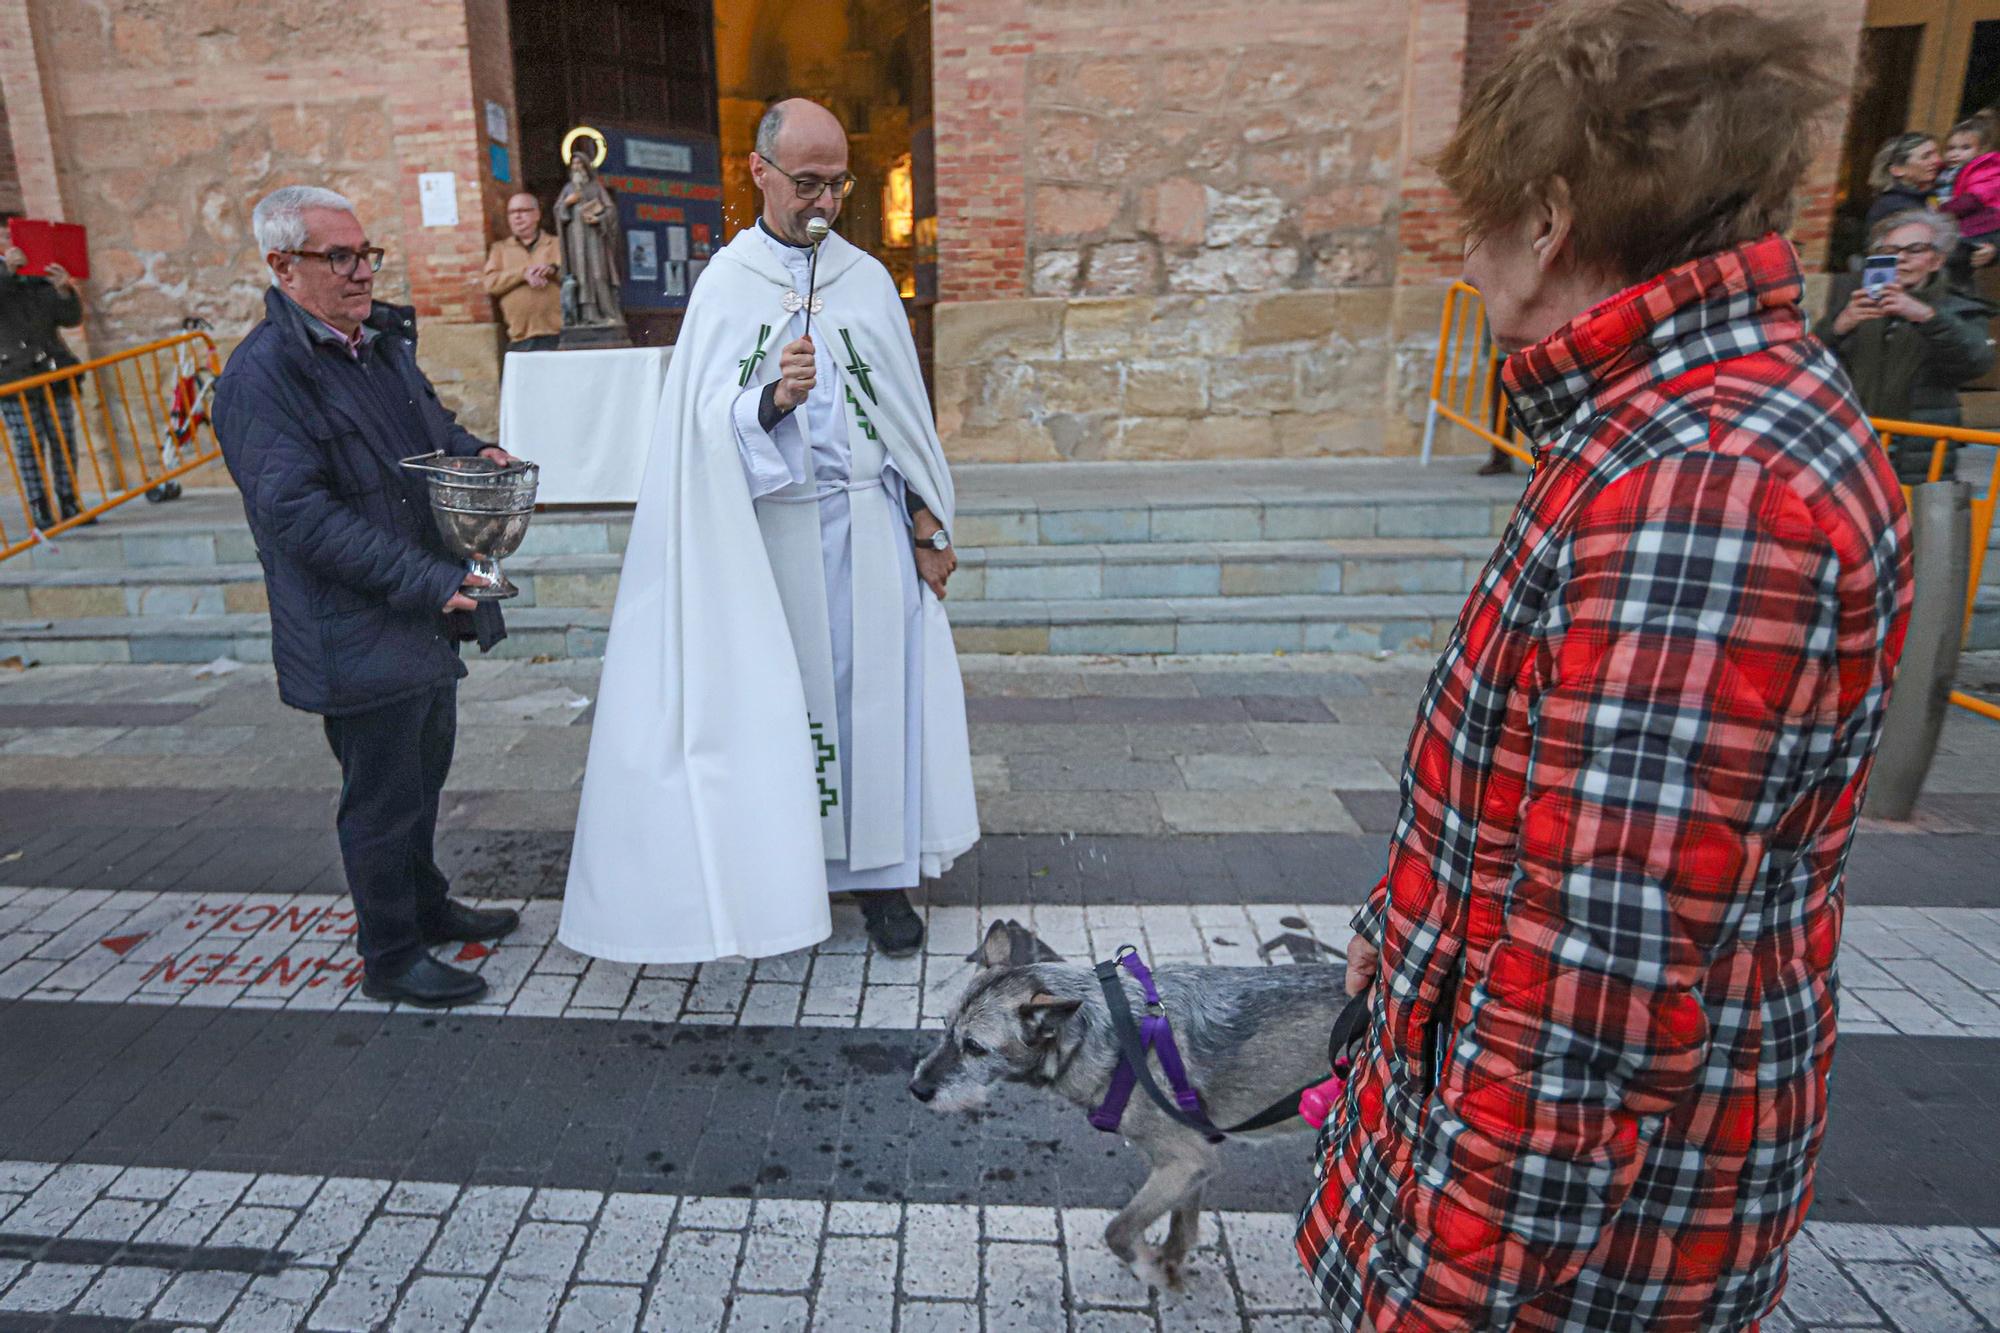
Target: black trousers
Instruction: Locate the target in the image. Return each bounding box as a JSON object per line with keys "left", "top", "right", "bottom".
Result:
{"left": 507, "top": 335, "right": 561, "bottom": 354}
{"left": 321, "top": 682, "right": 458, "bottom": 974}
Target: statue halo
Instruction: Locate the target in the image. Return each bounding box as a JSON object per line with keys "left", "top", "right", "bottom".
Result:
{"left": 561, "top": 125, "right": 608, "bottom": 169}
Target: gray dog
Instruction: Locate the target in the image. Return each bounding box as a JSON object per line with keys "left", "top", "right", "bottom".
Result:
{"left": 910, "top": 920, "right": 1347, "bottom": 1291}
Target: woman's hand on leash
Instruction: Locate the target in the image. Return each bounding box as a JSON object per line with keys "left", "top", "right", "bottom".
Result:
{"left": 1344, "top": 936, "right": 1378, "bottom": 997}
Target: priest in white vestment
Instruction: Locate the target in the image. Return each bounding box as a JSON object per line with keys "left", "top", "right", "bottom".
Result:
{"left": 558, "top": 98, "right": 979, "bottom": 965}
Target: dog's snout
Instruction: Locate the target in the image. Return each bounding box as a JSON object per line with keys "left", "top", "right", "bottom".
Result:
{"left": 908, "top": 1077, "right": 936, "bottom": 1103}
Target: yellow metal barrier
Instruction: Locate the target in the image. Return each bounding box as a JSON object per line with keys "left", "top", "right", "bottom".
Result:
{"left": 1421, "top": 282, "right": 1535, "bottom": 468}
{"left": 1425, "top": 280, "right": 2000, "bottom": 721}
{"left": 0, "top": 330, "right": 222, "bottom": 562}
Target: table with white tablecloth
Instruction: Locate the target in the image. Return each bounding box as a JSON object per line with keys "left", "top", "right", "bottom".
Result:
{"left": 497, "top": 345, "right": 672, "bottom": 505}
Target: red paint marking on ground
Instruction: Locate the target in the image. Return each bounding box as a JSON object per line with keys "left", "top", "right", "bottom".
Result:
{"left": 98, "top": 933, "right": 148, "bottom": 956}
{"left": 455, "top": 942, "right": 492, "bottom": 963}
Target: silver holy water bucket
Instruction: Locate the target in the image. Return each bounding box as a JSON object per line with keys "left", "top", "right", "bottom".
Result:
{"left": 399, "top": 452, "right": 540, "bottom": 600}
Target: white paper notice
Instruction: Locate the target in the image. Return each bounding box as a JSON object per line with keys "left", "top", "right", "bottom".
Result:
{"left": 419, "top": 173, "right": 458, "bottom": 228}
{"left": 485, "top": 100, "right": 510, "bottom": 144}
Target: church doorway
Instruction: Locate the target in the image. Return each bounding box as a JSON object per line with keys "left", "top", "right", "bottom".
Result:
{"left": 505, "top": 0, "right": 935, "bottom": 374}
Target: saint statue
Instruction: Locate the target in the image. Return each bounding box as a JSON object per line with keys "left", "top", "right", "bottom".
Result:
{"left": 556, "top": 150, "right": 623, "bottom": 329}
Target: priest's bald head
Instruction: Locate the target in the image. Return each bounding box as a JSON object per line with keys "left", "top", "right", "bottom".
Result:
{"left": 750, "top": 98, "right": 855, "bottom": 246}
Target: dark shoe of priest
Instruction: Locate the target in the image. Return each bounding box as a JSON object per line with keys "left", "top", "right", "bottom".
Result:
{"left": 360, "top": 953, "right": 489, "bottom": 1008}
{"left": 421, "top": 899, "right": 521, "bottom": 946}
{"left": 858, "top": 890, "right": 925, "bottom": 957}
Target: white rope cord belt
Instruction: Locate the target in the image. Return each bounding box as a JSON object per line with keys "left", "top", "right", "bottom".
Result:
{"left": 758, "top": 477, "right": 887, "bottom": 505}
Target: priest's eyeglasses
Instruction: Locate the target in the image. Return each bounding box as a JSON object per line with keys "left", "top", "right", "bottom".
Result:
{"left": 756, "top": 154, "right": 857, "bottom": 201}
{"left": 281, "top": 246, "right": 387, "bottom": 278}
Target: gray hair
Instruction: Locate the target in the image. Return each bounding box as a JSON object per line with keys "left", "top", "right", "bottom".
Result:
{"left": 252, "top": 185, "right": 354, "bottom": 283}
{"left": 755, "top": 103, "right": 785, "bottom": 161}
{"left": 1870, "top": 208, "right": 1959, "bottom": 255}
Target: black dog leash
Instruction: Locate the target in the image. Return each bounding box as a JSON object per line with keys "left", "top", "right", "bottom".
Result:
{"left": 1092, "top": 946, "right": 1371, "bottom": 1143}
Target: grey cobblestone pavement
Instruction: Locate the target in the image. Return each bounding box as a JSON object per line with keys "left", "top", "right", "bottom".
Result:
{"left": 3, "top": 654, "right": 1999, "bottom": 1329}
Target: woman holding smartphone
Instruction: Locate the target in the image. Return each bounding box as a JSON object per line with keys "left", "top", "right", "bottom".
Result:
{"left": 1815, "top": 208, "right": 1996, "bottom": 482}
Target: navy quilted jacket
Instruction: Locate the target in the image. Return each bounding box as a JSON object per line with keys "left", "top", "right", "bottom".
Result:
{"left": 214, "top": 288, "right": 504, "bottom": 716}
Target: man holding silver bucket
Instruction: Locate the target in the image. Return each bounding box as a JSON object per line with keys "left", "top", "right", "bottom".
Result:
{"left": 213, "top": 185, "right": 525, "bottom": 1010}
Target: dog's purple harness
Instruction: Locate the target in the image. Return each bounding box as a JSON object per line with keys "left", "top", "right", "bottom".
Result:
{"left": 1089, "top": 948, "right": 1205, "bottom": 1133}
{"left": 1087, "top": 943, "right": 1371, "bottom": 1144}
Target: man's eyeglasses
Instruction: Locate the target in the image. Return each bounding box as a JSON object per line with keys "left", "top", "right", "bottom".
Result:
{"left": 282, "top": 246, "right": 386, "bottom": 278}
{"left": 1880, "top": 242, "right": 1940, "bottom": 258}
{"left": 755, "top": 154, "right": 856, "bottom": 201}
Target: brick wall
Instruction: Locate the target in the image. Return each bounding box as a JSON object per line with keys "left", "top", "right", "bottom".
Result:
{"left": 3, "top": 0, "right": 510, "bottom": 433}
{"left": 1462, "top": 0, "right": 1551, "bottom": 106}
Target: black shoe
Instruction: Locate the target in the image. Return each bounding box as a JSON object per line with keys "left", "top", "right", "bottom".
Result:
{"left": 420, "top": 899, "right": 521, "bottom": 946}
{"left": 361, "top": 953, "right": 488, "bottom": 1008}
{"left": 858, "top": 890, "right": 925, "bottom": 957}
{"left": 56, "top": 498, "right": 96, "bottom": 526}
{"left": 29, "top": 501, "right": 54, "bottom": 531}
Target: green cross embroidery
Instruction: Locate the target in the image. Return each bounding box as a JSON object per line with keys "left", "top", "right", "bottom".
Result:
{"left": 844, "top": 386, "right": 879, "bottom": 442}
{"left": 737, "top": 324, "right": 773, "bottom": 387}
{"left": 838, "top": 328, "right": 877, "bottom": 405}
{"left": 811, "top": 721, "right": 839, "bottom": 815}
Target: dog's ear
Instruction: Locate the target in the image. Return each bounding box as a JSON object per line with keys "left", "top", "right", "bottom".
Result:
{"left": 1019, "top": 993, "right": 1082, "bottom": 1045}
{"left": 977, "top": 919, "right": 1015, "bottom": 970}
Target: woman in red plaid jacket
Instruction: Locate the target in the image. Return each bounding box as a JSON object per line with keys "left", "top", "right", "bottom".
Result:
{"left": 1297, "top": 3, "right": 1915, "bottom": 1329}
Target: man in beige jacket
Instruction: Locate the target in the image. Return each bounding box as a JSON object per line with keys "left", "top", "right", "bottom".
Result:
{"left": 482, "top": 192, "right": 562, "bottom": 353}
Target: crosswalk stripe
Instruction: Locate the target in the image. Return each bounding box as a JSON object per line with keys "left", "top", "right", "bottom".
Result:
{"left": 0, "top": 1160, "right": 1992, "bottom": 1332}
{"left": 4, "top": 886, "right": 1999, "bottom": 1038}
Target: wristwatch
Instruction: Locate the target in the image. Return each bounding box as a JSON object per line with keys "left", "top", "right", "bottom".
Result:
{"left": 917, "top": 529, "right": 951, "bottom": 552}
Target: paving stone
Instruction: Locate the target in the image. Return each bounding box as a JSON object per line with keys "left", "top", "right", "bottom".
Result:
{"left": 73, "top": 1264, "right": 174, "bottom": 1319}
{"left": 727, "top": 1292, "right": 810, "bottom": 1331}
{"left": 0, "top": 1261, "right": 94, "bottom": 1312}
{"left": 642, "top": 1227, "right": 742, "bottom": 1332}
{"left": 63, "top": 1196, "right": 153, "bottom": 1241}
{"left": 208, "top": 1203, "right": 297, "bottom": 1249}
{"left": 827, "top": 1202, "right": 901, "bottom": 1237}
{"left": 499, "top": 1220, "right": 589, "bottom": 1282}
{"left": 529, "top": 1188, "right": 604, "bottom": 1223}
{"left": 107, "top": 1166, "right": 188, "bottom": 1201}
{"left": 741, "top": 1199, "right": 825, "bottom": 1292}
{"left": 151, "top": 1268, "right": 253, "bottom": 1323}
{"left": 390, "top": 1275, "right": 488, "bottom": 1333}
{"left": 7, "top": 1162, "right": 121, "bottom": 1234}
{"left": 577, "top": 1192, "right": 676, "bottom": 1284}
{"left": 903, "top": 1204, "right": 979, "bottom": 1300}
{"left": 426, "top": 1186, "right": 534, "bottom": 1277}
{"left": 283, "top": 1176, "right": 389, "bottom": 1265}
{"left": 678, "top": 1197, "right": 753, "bottom": 1229}
{"left": 1842, "top": 1260, "right": 1983, "bottom": 1329}
{"left": 984, "top": 1240, "right": 1068, "bottom": 1332}
{"left": 384, "top": 1181, "right": 461, "bottom": 1216}
{"left": 985, "top": 1204, "right": 1061, "bottom": 1242}
{"left": 898, "top": 1302, "right": 982, "bottom": 1332}
{"left": 470, "top": 1274, "right": 565, "bottom": 1333}
{"left": 557, "top": 1283, "right": 643, "bottom": 1333}
{"left": 1220, "top": 1212, "right": 1311, "bottom": 1311}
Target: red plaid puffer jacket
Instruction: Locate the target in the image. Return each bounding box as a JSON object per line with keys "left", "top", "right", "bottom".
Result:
{"left": 1297, "top": 234, "right": 1913, "bottom": 1331}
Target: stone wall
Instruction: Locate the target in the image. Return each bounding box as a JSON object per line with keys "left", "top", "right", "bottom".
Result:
{"left": 931, "top": 0, "right": 1470, "bottom": 461}
{"left": 930, "top": 0, "right": 1871, "bottom": 464}
{"left": 0, "top": 0, "right": 512, "bottom": 436}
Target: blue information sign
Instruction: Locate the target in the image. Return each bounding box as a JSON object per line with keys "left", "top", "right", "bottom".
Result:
{"left": 588, "top": 126, "right": 724, "bottom": 315}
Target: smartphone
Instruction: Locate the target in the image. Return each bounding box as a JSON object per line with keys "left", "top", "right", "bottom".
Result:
{"left": 1862, "top": 253, "right": 1898, "bottom": 298}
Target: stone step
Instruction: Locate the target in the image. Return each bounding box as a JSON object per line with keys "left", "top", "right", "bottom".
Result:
{"left": 8, "top": 466, "right": 1527, "bottom": 572}
{"left": 0, "top": 591, "right": 1477, "bottom": 664}
{"left": 0, "top": 537, "right": 1498, "bottom": 618}
{"left": 8, "top": 585, "right": 1996, "bottom": 665}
